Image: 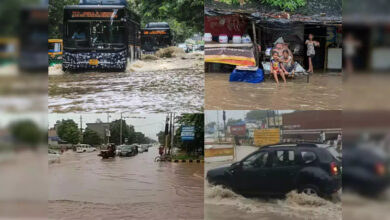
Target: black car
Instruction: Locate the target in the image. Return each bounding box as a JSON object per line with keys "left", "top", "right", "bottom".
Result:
{"left": 117, "top": 145, "right": 138, "bottom": 157}
{"left": 343, "top": 144, "right": 390, "bottom": 196}
{"left": 206, "top": 143, "right": 341, "bottom": 197}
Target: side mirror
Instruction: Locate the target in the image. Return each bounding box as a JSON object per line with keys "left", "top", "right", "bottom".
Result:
{"left": 302, "top": 152, "right": 316, "bottom": 164}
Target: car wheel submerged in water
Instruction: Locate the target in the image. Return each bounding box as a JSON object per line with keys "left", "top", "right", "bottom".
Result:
{"left": 299, "top": 185, "right": 320, "bottom": 196}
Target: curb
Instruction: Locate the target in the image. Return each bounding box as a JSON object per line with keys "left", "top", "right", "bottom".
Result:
{"left": 168, "top": 159, "right": 204, "bottom": 163}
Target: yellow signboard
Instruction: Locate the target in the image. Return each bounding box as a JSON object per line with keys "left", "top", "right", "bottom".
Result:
{"left": 205, "top": 148, "right": 234, "bottom": 157}
{"left": 254, "top": 129, "right": 280, "bottom": 146}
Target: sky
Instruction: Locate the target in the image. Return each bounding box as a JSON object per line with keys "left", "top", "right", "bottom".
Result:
{"left": 48, "top": 113, "right": 169, "bottom": 140}
{"left": 205, "top": 110, "right": 295, "bottom": 125}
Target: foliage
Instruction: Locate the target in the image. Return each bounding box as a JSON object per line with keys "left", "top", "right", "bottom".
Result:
{"left": 9, "top": 120, "right": 44, "bottom": 146}
{"left": 57, "top": 119, "right": 80, "bottom": 144}
{"left": 261, "top": 0, "right": 306, "bottom": 11}
{"left": 156, "top": 131, "right": 165, "bottom": 145}
{"left": 174, "top": 113, "right": 204, "bottom": 156}
{"left": 226, "top": 118, "right": 244, "bottom": 127}
{"left": 109, "top": 119, "right": 135, "bottom": 145}
{"left": 109, "top": 119, "right": 152, "bottom": 145}
{"left": 49, "top": 0, "right": 78, "bottom": 38}
{"left": 83, "top": 128, "right": 103, "bottom": 146}
{"left": 245, "top": 110, "right": 268, "bottom": 121}
{"left": 131, "top": 0, "right": 204, "bottom": 43}
{"left": 217, "top": 0, "right": 307, "bottom": 11}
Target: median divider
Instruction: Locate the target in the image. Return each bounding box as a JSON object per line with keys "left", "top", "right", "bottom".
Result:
{"left": 167, "top": 159, "right": 204, "bottom": 163}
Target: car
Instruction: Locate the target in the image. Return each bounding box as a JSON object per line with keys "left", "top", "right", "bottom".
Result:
{"left": 206, "top": 142, "right": 341, "bottom": 198}
{"left": 76, "top": 144, "right": 96, "bottom": 153}
{"left": 117, "top": 145, "right": 138, "bottom": 157}
{"left": 342, "top": 143, "right": 390, "bottom": 196}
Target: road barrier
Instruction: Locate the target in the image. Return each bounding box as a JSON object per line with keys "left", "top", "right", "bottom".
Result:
{"left": 205, "top": 142, "right": 235, "bottom": 162}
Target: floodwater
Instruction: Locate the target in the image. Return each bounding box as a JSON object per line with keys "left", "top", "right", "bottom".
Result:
{"left": 49, "top": 146, "right": 204, "bottom": 220}
{"left": 48, "top": 53, "right": 204, "bottom": 113}
{"left": 205, "top": 73, "right": 342, "bottom": 110}
{"left": 205, "top": 145, "right": 341, "bottom": 220}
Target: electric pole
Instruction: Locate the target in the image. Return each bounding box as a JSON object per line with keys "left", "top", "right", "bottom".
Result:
{"left": 79, "top": 115, "right": 83, "bottom": 144}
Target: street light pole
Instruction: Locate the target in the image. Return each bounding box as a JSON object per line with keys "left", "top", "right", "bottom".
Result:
{"left": 120, "top": 112, "right": 123, "bottom": 145}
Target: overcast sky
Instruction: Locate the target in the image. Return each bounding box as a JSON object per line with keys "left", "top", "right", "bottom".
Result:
{"left": 205, "top": 110, "right": 295, "bottom": 125}
{"left": 48, "top": 113, "right": 168, "bottom": 140}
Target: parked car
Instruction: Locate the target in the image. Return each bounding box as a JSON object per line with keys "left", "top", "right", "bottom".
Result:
{"left": 206, "top": 142, "right": 341, "bottom": 198}
{"left": 117, "top": 145, "right": 138, "bottom": 157}
{"left": 76, "top": 144, "right": 96, "bottom": 153}
{"left": 343, "top": 143, "right": 390, "bottom": 196}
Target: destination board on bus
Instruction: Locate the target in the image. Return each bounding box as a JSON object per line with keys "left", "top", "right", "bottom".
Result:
{"left": 254, "top": 129, "right": 280, "bottom": 146}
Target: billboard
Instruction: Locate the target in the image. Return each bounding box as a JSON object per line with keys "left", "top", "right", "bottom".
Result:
{"left": 254, "top": 128, "right": 280, "bottom": 146}
{"left": 230, "top": 124, "right": 246, "bottom": 136}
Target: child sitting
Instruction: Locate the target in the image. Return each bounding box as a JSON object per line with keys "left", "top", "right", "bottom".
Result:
{"left": 270, "top": 51, "right": 287, "bottom": 84}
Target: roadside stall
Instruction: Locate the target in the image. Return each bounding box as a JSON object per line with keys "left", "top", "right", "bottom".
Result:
{"left": 205, "top": 0, "right": 342, "bottom": 82}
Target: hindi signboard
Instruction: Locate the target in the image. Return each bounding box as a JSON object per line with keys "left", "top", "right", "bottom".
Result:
{"left": 254, "top": 128, "right": 280, "bottom": 146}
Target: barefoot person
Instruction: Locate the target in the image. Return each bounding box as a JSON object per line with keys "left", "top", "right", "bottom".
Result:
{"left": 305, "top": 34, "right": 320, "bottom": 73}
{"left": 282, "top": 50, "right": 296, "bottom": 77}
{"left": 270, "top": 51, "right": 286, "bottom": 84}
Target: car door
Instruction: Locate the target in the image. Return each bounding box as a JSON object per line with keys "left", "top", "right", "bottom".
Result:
{"left": 267, "top": 149, "right": 301, "bottom": 194}
{"left": 232, "top": 151, "right": 271, "bottom": 195}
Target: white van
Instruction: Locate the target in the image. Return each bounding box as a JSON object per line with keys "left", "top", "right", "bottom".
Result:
{"left": 76, "top": 144, "right": 96, "bottom": 153}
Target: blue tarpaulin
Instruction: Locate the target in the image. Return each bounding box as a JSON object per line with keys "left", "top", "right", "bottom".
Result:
{"left": 229, "top": 68, "right": 264, "bottom": 83}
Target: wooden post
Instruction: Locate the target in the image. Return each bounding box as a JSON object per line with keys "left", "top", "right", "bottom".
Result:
{"left": 252, "top": 21, "right": 259, "bottom": 67}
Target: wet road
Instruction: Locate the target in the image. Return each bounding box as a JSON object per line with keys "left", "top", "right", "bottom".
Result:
{"left": 49, "top": 146, "right": 204, "bottom": 220}
{"left": 205, "top": 73, "right": 341, "bottom": 110}
{"left": 49, "top": 54, "right": 204, "bottom": 113}
{"left": 205, "top": 146, "right": 341, "bottom": 220}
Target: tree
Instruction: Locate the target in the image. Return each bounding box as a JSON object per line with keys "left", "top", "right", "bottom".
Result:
{"left": 174, "top": 113, "right": 204, "bottom": 156}
{"left": 156, "top": 131, "right": 165, "bottom": 145}
{"left": 109, "top": 119, "right": 135, "bottom": 145}
{"left": 83, "top": 128, "right": 102, "bottom": 146}
{"left": 226, "top": 118, "right": 244, "bottom": 127}
{"left": 9, "top": 120, "right": 43, "bottom": 146}
{"left": 57, "top": 119, "right": 80, "bottom": 144}
{"left": 245, "top": 110, "right": 268, "bottom": 121}
{"left": 48, "top": 0, "right": 78, "bottom": 38}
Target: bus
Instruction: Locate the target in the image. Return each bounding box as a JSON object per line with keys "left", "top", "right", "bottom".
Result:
{"left": 141, "top": 22, "right": 173, "bottom": 53}
{"left": 19, "top": 5, "right": 48, "bottom": 72}
{"left": 62, "top": 0, "right": 140, "bottom": 71}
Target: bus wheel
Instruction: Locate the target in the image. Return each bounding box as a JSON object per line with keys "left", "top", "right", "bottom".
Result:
{"left": 62, "top": 66, "right": 68, "bottom": 72}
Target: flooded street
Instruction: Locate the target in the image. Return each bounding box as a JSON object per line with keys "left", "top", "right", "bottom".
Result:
{"left": 205, "top": 73, "right": 341, "bottom": 110}
{"left": 205, "top": 146, "right": 341, "bottom": 220}
{"left": 49, "top": 53, "right": 204, "bottom": 113}
{"left": 49, "top": 146, "right": 204, "bottom": 220}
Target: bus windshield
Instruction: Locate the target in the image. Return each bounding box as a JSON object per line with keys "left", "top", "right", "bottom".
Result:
{"left": 66, "top": 21, "right": 125, "bottom": 49}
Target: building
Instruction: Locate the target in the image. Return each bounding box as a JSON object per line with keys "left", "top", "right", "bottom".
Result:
{"left": 282, "top": 110, "right": 342, "bottom": 142}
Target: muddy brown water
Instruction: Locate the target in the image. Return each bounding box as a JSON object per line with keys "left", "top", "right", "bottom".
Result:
{"left": 205, "top": 145, "right": 341, "bottom": 220}
{"left": 49, "top": 68, "right": 204, "bottom": 113}
{"left": 205, "top": 73, "right": 342, "bottom": 110}
{"left": 49, "top": 146, "right": 204, "bottom": 220}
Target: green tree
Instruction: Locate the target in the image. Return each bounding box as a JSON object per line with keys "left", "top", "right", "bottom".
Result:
{"left": 226, "top": 118, "right": 243, "bottom": 127}
{"left": 109, "top": 119, "right": 136, "bottom": 145}
{"left": 48, "top": 0, "right": 78, "bottom": 38}
{"left": 57, "top": 119, "right": 80, "bottom": 144}
{"left": 174, "top": 113, "right": 204, "bottom": 156}
{"left": 156, "top": 130, "right": 165, "bottom": 145}
{"left": 9, "top": 120, "right": 43, "bottom": 146}
{"left": 82, "top": 128, "right": 102, "bottom": 146}
{"left": 245, "top": 110, "right": 268, "bottom": 121}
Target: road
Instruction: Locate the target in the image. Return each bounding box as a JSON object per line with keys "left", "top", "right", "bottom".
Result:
{"left": 205, "top": 146, "right": 341, "bottom": 220}
{"left": 48, "top": 52, "right": 204, "bottom": 113}
{"left": 205, "top": 73, "right": 342, "bottom": 110}
{"left": 49, "top": 146, "right": 204, "bottom": 220}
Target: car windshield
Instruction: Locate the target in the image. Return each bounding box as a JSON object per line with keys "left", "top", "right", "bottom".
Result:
{"left": 65, "top": 21, "right": 125, "bottom": 49}
{"left": 122, "top": 145, "right": 133, "bottom": 151}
